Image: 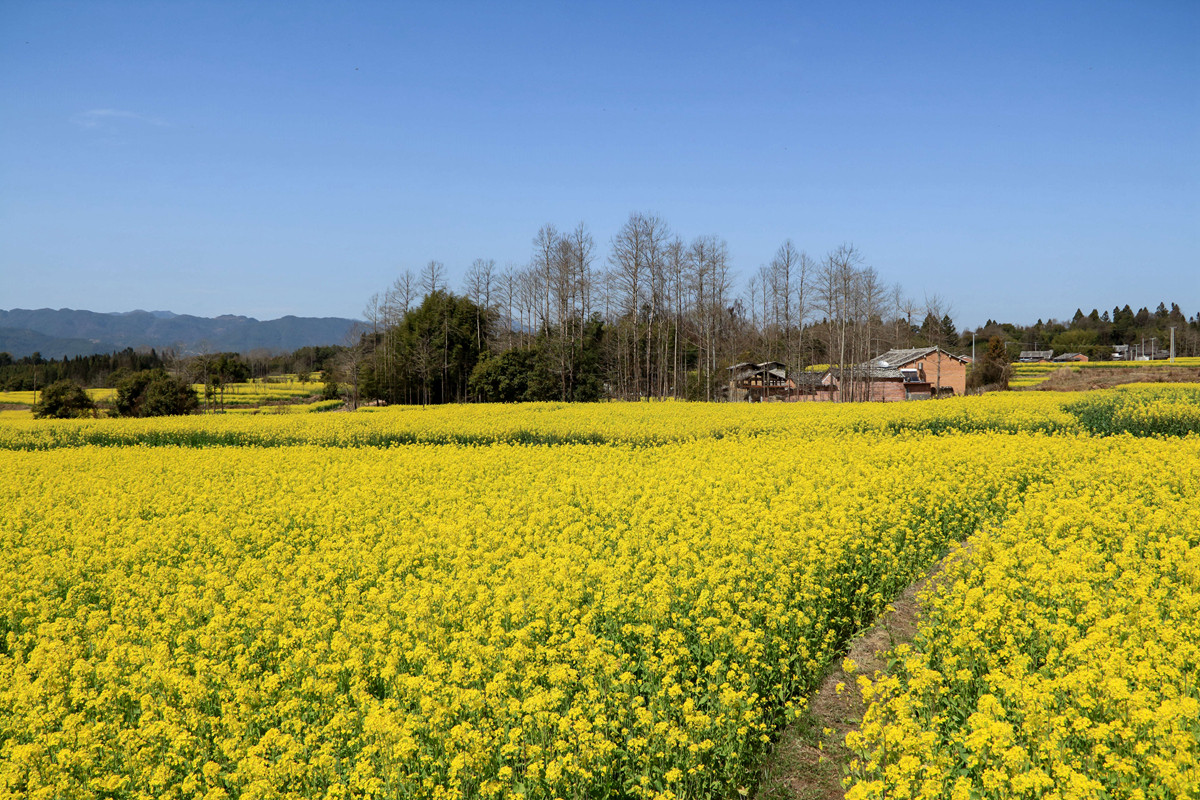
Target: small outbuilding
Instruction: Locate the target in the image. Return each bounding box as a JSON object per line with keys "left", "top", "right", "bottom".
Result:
{"left": 727, "top": 361, "right": 794, "bottom": 401}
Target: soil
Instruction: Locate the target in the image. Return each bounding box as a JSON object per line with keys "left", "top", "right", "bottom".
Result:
{"left": 1030, "top": 365, "right": 1200, "bottom": 392}
{"left": 755, "top": 552, "right": 960, "bottom": 800}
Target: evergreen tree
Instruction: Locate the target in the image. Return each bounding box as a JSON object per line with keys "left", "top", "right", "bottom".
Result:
{"left": 114, "top": 370, "right": 198, "bottom": 417}
{"left": 968, "top": 337, "right": 1012, "bottom": 391}
{"left": 33, "top": 380, "right": 95, "bottom": 419}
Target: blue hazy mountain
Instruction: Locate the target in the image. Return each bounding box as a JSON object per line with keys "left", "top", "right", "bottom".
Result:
{"left": 0, "top": 308, "right": 361, "bottom": 359}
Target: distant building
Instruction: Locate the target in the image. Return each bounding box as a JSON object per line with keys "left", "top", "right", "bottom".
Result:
{"left": 726, "top": 361, "right": 837, "bottom": 402}
{"left": 822, "top": 346, "right": 971, "bottom": 401}
{"left": 1053, "top": 352, "right": 1089, "bottom": 363}
{"left": 1018, "top": 350, "right": 1055, "bottom": 363}
{"left": 790, "top": 371, "right": 836, "bottom": 402}
{"left": 1111, "top": 344, "right": 1131, "bottom": 360}
{"left": 727, "top": 361, "right": 792, "bottom": 402}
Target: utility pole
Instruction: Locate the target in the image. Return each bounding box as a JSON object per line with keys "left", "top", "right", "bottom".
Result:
{"left": 970, "top": 332, "right": 976, "bottom": 393}
{"left": 936, "top": 345, "right": 943, "bottom": 398}
{"left": 1170, "top": 326, "right": 1176, "bottom": 362}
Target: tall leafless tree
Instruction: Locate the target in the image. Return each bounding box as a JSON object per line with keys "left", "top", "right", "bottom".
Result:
{"left": 422, "top": 260, "right": 445, "bottom": 296}
{"left": 465, "top": 258, "right": 497, "bottom": 350}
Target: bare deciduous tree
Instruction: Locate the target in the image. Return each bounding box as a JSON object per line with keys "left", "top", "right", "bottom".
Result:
{"left": 465, "top": 258, "right": 497, "bottom": 350}
{"left": 422, "top": 260, "right": 445, "bottom": 296}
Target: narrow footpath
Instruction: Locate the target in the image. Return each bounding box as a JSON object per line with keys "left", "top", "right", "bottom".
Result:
{"left": 757, "top": 552, "right": 960, "bottom": 800}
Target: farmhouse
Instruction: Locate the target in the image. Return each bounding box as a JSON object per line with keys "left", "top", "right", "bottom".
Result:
{"left": 822, "top": 346, "right": 970, "bottom": 402}
{"left": 1018, "top": 349, "right": 1055, "bottom": 363}
{"left": 1053, "top": 352, "right": 1089, "bottom": 363}
{"left": 727, "top": 361, "right": 793, "bottom": 401}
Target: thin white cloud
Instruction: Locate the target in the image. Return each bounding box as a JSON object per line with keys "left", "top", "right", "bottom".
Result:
{"left": 72, "top": 109, "right": 169, "bottom": 130}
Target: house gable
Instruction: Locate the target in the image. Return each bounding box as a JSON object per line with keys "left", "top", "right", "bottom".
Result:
{"left": 827, "top": 346, "right": 969, "bottom": 401}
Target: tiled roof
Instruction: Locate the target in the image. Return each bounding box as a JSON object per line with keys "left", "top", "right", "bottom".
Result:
{"left": 792, "top": 371, "right": 829, "bottom": 386}
{"left": 830, "top": 347, "right": 966, "bottom": 379}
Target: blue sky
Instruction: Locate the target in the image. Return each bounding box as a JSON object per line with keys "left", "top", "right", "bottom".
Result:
{"left": 2, "top": 1, "right": 1197, "bottom": 328}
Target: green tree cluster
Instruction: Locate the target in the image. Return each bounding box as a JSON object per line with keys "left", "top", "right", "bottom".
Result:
{"left": 114, "top": 370, "right": 198, "bottom": 417}
{"left": 358, "top": 290, "right": 488, "bottom": 405}
{"left": 469, "top": 314, "right": 607, "bottom": 403}
{"left": 322, "top": 372, "right": 341, "bottom": 401}
{"left": 468, "top": 348, "right": 554, "bottom": 403}
{"left": 967, "top": 337, "right": 1012, "bottom": 391}
{"left": 0, "top": 345, "right": 350, "bottom": 393}
{"left": 356, "top": 290, "right": 609, "bottom": 405}
{"left": 919, "top": 312, "right": 958, "bottom": 348}
{"left": 191, "top": 352, "right": 252, "bottom": 410}
{"left": 32, "top": 380, "right": 96, "bottom": 419}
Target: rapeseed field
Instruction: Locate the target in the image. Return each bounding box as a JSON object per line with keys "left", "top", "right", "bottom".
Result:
{"left": 845, "top": 439, "right": 1200, "bottom": 799}
{"left": 1, "top": 386, "right": 1196, "bottom": 799}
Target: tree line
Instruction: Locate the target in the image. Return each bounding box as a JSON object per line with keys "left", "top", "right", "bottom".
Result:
{"left": 973, "top": 302, "right": 1200, "bottom": 361}
{"left": 0, "top": 345, "right": 345, "bottom": 393}
{"left": 345, "top": 211, "right": 1200, "bottom": 405}
{"left": 0, "top": 348, "right": 168, "bottom": 392}
{"left": 345, "top": 212, "right": 983, "bottom": 404}
{"left": 32, "top": 369, "right": 200, "bottom": 419}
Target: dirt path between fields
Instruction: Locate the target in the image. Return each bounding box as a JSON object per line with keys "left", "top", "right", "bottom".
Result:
{"left": 1031, "top": 365, "right": 1200, "bottom": 391}
{"left": 755, "top": 550, "right": 962, "bottom": 799}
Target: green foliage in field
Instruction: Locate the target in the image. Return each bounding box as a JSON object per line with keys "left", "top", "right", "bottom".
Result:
{"left": 1063, "top": 385, "right": 1200, "bottom": 437}
{"left": 114, "top": 370, "right": 199, "bottom": 417}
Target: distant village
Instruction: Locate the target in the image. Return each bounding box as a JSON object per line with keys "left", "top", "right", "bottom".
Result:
{"left": 726, "top": 336, "right": 1191, "bottom": 404}
{"left": 728, "top": 346, "right": 970, "bottom": 402}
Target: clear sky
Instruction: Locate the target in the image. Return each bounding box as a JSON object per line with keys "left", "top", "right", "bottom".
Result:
{"left": 2, "top": 1, "right": 1197, "bottom": 328}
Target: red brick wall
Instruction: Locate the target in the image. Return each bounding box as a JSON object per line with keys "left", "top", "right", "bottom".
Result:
{"left": 915, "top": 353, "right": 967, "bottom": 396}
{"left": 817, "top": 350, "right": 970, "bottom": 402}
{"left": 827, "top": 380, "right": 907, "bottom": 402}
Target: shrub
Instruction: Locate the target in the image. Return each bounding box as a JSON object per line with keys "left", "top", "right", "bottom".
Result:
{"left": 32, "top": 380, "right": 95, "bottom": 419}
{"left": 114, "top": 370, "right": 198, "bottom": 417}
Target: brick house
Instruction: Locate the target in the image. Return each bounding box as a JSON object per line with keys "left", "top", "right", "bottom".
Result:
{"left": 822, "top": 346, "right": 971, "bottom": 401}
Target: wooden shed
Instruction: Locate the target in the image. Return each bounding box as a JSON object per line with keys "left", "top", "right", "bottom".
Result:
{"left": 727, "top": 361, "right": 794, "bottom": 401}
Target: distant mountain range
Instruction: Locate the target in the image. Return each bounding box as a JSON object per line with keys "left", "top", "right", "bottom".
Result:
{"left": 0, "top": 308, "right": 362, "bottom": 359}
